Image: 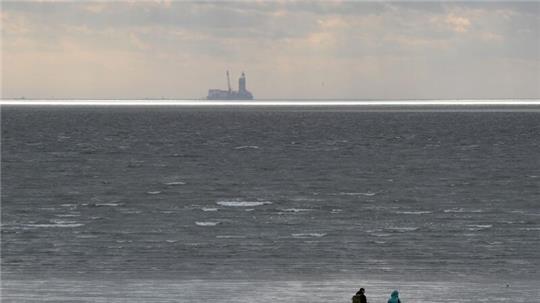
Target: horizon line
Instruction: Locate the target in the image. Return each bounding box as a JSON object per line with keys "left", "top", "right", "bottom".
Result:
{"left": 2, "top": 99, "right": 540, "bottom": 107}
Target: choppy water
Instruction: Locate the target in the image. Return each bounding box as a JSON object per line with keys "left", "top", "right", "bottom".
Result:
{"left": 2, "top": 106, "right": 539, "bottom": 302}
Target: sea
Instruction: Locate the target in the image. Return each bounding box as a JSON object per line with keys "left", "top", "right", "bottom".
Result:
{"left": 1, "top": 104, "right": 539, "bottom": 302}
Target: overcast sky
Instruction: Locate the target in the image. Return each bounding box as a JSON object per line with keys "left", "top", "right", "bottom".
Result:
{"left": 2, "top": 1, "right": 539, "bottom": 99}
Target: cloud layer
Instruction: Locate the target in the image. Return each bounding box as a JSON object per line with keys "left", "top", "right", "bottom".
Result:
{"left": 2, "top": 1, "right": 539, "bottom": 99}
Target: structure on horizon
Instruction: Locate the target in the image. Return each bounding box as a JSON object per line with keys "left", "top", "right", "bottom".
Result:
{"left": 207, "top": 71, "right": 253, "bottom": 100}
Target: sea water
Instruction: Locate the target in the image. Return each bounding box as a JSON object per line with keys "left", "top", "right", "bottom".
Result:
{"left": 1, "top": 106, "right": 539, "bottom": 302}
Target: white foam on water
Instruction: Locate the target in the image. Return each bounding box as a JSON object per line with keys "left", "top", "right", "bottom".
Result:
{"left": 217, "top": 200, "right": 272, "bottom": 207}
{"left": 195, "top": 221, "right": 220, "bottom": 226}
{"left": 202, "top": 208, "right": 218, "bottom": 212}
{"left": 291, "top": 233, "right": 327, "bottom": 238}
{"left": 146, "top": 191, "right": 162, "bottom": 195}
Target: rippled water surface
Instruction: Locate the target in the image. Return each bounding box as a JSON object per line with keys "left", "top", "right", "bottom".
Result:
{"left": 2, "top": 107, "right": 539, "bottom": 301}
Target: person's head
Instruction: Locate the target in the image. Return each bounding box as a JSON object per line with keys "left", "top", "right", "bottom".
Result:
{"left": 358, "top": 288, "right": 365, "bottom": 294}
{"left": 391, "top": 290, "right": 399, "bottom": 298}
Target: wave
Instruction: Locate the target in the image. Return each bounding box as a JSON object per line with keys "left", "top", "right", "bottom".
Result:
{"left": 23, "top": 221, "right": 84, "bottom": 228}
{"left": 94, "top": 203, "right": 121, "bottom": 207}
{"left": 291, "top": 233, "right": 327, "bottom": 238}
{"left": 395, "top": 211, "right": 432, "bottom": 215}
{"left": 202, "top": 208, "right": 218, "bottom": 212}
{"left": 216, "top": 235, "right": 247, "bottom": 239}
{"left": 164, "top": 181, "right": 186, "bottom": 186}
{"left": 195, "top": 221, "right": 220, "bottom": 226}
{"left": 386, "top": 227, "right": 419, "bottom": 232}
{"left": 216, "top": 200, "right": 272, "bottom": 207}
{"left": 467, "top": 224, "right": 492, "bottom": 231}
{"left": 280, "top": 208, "right": 313, "bottom": 213}
{"left": 146, "top": 191, "right": 162, "bottom": 195}
{"left": 336, "top": 192, "right": 376, "bottom": 196}
{"left": 369, "top": 232, "right": 392, "bottom": 237}
{"left": 444, "top": 208, "right": 484, "bottom": 213}
{"left": 234, "top": 145, "right": 260, "bottom": 150}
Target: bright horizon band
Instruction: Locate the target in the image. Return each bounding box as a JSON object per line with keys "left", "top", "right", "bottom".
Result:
{"left": 1, "top": 100, "right": 540, "bottom": 107}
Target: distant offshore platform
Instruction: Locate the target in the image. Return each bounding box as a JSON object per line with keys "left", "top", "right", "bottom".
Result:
{"left": 207, "top": 71, "right": 253, "bottom": 100}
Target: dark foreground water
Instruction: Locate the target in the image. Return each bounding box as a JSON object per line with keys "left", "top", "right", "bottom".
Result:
{"left": 2, "top": 106, "right": 539, "bottom": 302}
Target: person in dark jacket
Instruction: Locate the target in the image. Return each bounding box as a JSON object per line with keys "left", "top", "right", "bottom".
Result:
{"left": 352, "top": 287, "right": 367, "bottom": 303}
{"left": 387, "top": 290, "right": 401, "bottom": 303}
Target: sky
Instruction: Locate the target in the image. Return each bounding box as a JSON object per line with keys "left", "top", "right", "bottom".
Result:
{"left": 1, "top": 0, "right": 539, "bottom": 100}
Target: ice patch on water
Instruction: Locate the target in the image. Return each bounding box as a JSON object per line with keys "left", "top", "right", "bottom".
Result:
{"left": 292, "top": 233, "right": 327, "bottom": 238}
{"left": 146, "top": 191, "right": 162, "bottom": 195}
{"left": 202, "top": 208, "right": 218, "bottom": 212}
{"left": 195, "top": 221, "right": 220, "bottom": 226}
{"left": 217, "top": 200, "right": 272, "bottom": 207}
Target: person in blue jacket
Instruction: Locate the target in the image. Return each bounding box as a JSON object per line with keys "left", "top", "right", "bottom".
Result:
{"left": 387, "top": 290, "right": 401, "bottom": 303}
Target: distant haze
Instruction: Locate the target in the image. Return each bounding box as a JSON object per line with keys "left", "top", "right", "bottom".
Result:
{"left": 2, "top": 1, "right": 539, "bottom": 100}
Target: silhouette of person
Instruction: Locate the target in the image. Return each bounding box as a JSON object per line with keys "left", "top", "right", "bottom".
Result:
{"left": 387, "top": 290, "right": 401, "bottom": 303}
{"left": 352, "top": 287, "right": 367, "bottom": 303}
